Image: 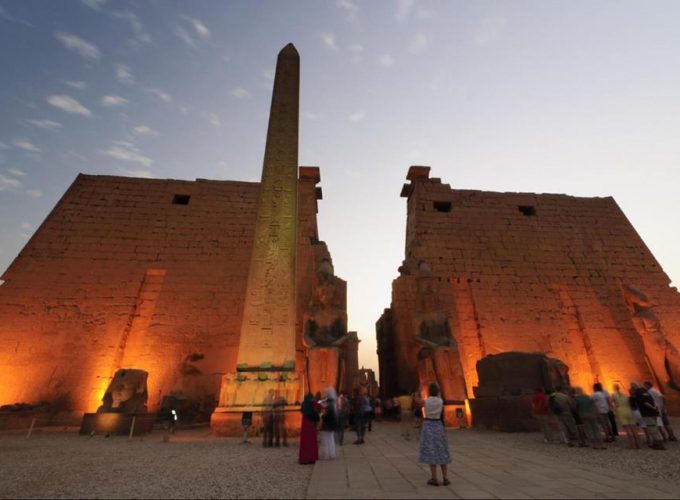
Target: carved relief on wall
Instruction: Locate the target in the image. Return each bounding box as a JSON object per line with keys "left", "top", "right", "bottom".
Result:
{"left": 622, "top": 284, "right": 680, "bottom": 391}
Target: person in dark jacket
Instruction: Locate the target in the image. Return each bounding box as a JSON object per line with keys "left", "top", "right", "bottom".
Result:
{"left": 630, "top": 382, "right": 665, "bottom": 450}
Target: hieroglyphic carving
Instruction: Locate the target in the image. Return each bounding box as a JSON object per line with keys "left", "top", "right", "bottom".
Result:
{"left": 235, "top": 44, "right": 300, "bottom": 369}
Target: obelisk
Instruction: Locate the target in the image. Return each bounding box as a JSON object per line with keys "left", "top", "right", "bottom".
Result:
{"left": 236, "top": 43, "right": 299, "bottom": 370}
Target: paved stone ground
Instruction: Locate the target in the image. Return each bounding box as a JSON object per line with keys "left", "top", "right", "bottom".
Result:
{"left": 307, "top": 423, "right": 680, "bottom": 499}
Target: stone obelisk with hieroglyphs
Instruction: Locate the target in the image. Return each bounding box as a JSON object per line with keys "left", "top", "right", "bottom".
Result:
{"left": 211, "top": 44, "right": 301, "bottom": 435}
{"left": 237, "top": 43, "right": 299, "bottom": 369}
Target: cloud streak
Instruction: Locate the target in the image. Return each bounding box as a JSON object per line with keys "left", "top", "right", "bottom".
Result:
{"left": 100, "top": 141, "right": 153, "bottom": 167}
{"left": 13, "top": 139, "right": 41, "bottom": 152}
{"left": 55, "top": 32, "right": 101, "bottom": 61}
{"left": 26, "top": 119, "right": 63, "bottom": 129}
{"left": 101, "top": 95, "right": 128, "bottom": 107}
{"left": 47, "top": 95, "right": 92, "bottom": 116}
{"left": 116, "top": 64, "right": 135, "bottom": 85}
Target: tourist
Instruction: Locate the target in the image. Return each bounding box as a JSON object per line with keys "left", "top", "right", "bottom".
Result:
{"left": 374, "top": 397, "right": 383, "bottom": 421}
{"left": 336, "top": 391, "right": 349, "bottom": 445}
{"left": 413, "top": 389, "right": 424, "bottom": 430}
{"left": 611, "top": 383, "right": 639, "bottom": 449}
{"left": 298, "top": 394, "right": 320, "bottom": 464}
{"left": 352, "top": 388, "right": 367, "bottom": 444}
{"left": 630, "top": 382, "right": 665, "bottom": 450}
{"left": 644, "top": 381, "right": 677, "bottom": 442}
{"left": 383, "top": 395, "right": 394, "bottom": 421}
{"left": 262, "top": 389, "right": 276, "bottom": 448}
{"left": 319, "top": 387, "right": 338, "bottom": 460}
{"left": 568, "top": 387, "right": 587, "bottom": 447}
{"left": 420, "top": 383, "right": 451, "bottom": 487}
{"left": 548, "top": 386, "right": 578, "bottom": 446}
{"left": 397, "top": 389, "right": 414, "bottom": 440}
{"left": 366, "top": 393, "right": 375, "bottom": 432}
{"left": 592, "top": 383, "right": 615, "bottom": 442}
{"left": 532, "top": 387, "right": 553, "bottom": 443}
{"left": 574, "top": 387, "right": 605, "bottom": 449}
{"left": 272, "top": 391, "right": 288, "bottom": 447}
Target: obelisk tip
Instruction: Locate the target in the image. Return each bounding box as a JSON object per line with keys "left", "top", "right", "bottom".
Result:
{"left": 279, "top": 43, "right": 299, "bottom": 57}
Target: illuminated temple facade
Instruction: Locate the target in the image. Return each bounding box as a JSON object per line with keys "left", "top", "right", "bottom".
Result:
{"left": 377, "top": 166, "right": 680, "bottom": 414}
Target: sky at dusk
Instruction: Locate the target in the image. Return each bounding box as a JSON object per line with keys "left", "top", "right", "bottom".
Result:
{"left": 1, "top": 0, "right": 680, "bottom": 375}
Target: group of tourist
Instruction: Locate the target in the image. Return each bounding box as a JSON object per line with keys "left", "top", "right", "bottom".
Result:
{"left": 533, "top": 381, "right": 676, "bottom": 450}
{"left": 298, "top": 387, "right": 376, "bottom": 465}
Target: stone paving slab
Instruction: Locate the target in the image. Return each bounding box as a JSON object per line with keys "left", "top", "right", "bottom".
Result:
{"left": 306, "top": 423, "right": 680, "bottom": 499}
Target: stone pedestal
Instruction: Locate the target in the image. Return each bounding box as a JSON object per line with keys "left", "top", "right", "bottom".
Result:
{"left": 307, "top": 347, "right": 340, "bottom": 396}
{"left": 211, "top": 406, "right": 301, "bottom": 437}
{"left": 79, "top": 413, "right": 155, "bottom": 436}
{"left": 469, "top": 395, "right": 539, "bottom": 432}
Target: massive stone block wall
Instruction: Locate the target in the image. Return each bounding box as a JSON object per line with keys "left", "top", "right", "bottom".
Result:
{"left": 0, "top": 171, "right": 330, "bottom": 414}
{"left": 378, "top": 167, "right": 680, "bottom": 399}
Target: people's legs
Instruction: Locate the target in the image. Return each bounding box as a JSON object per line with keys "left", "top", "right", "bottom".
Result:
{"left": 597, "top": 413, "right": 612, "bottom": 441}
{"left": 429, "top": 464, "right": 438, "bottom": 481}
{"left": 440, "top": 464, "right": 448, "bottom": 482}
{"left": 557, "top": 413, "right": 577, "bottom": 446}
{"left": 584, "top": 416, "right": 604, "bottom": 449}
{"left": 662, "top": 411, "right": 677, "bottom": 441}
{"left": 273, "top": 416, "right": 281, "bottom": 447}
{"left": 355, "top": 412, "right": 365, "bottom": 443}
{"left": 607, "top": 410, "right": 618, "bottom": 438}
{"left": 336, "top": 417, "right": 345, "bottom": 445}
{"left": 624, "top": 424, "right": 639, "bottom": 449}
{"left": 645, "top": 417, "right": 665, "bottom": 449}
{"left": 402, "top": 410, "right": 412, "bottom": 439}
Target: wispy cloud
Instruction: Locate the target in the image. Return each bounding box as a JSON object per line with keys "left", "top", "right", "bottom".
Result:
{"left": 146, "top": 88, "right": 172, "bottom": 103}
{"left": 26, "top": 119, "right": 63, "bottom": 129}
{"left": 336, "top": 0, "right": 359, "bottom": 22}
{"left": 378, "top": 54, "right": 395, "bottom": 67}
{"left": 110, "top": 10, "right": 151, "bottom": 45}
{"left": 0, "top": 173, "right": 22, "bottom": 191}
{"left": 408, "top": 33, "right": 428, "bottom": 54}
{"left": 231, "top": 87, "right": 251, "bottom": 99}
{"left": 302, "top": 111, "right": 318, "bottom": 121}
{"left": 101, "top": 95, "right": 128, "bottom": 107}
{"left": 25, "top": 189, "right": 42, "bottom": 198}
{"left": 101, "top": 141, "right": 153, "bottom": 167}
{"left": 321, "top": 33, "right": 338, "bottom": 51}
{"left": 132, "top": 125, "right": 159, "bottom": 137}
{"left": 115, "top": 64, "right": 134, "bottom": 85}
{"left": 48, "top": 95, "right": 91, "bottom": 116}
{"left": 7, "top": 168, "right": 25, "bottom": 177}
{"left": 63, "top": 80, "right": 87, "bottom": 90}
{"left": 348, "top": 43, "right": 363, "bottom": 63}
{"left": 348, "top": 111, "right": 365, "bottom": 122}
{"left": 80, "top": 0, "right": 107, "bottom": 10}
{"left": 396, "top": 0, "right": 416, "bottom": 23}
{"left": 0, "top": 5, "right": 34, "bottom": 27}
{"left": 13, "top": 139, "right": 41, "bottom": 152}
{"left": 175, "top": 15, "right": 210, "bottom": 48}
{"left": 55, "top": 32, "right": 101, "bottom": 61}
{"left": 208, "top": 113, "right": 221, "bottom": 127}
{"left": 474, "top": 16, "right": 508, "bottom": 47}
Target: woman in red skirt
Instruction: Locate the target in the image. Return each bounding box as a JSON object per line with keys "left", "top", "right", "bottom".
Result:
{"left": 299, "top": 393, "right": 320, "bottom": 464}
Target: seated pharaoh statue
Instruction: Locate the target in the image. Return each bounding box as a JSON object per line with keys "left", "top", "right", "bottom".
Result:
{"left": 303, "top": 258, "right": 347, "bottom": 348}
{"left": 622, "top": 284, "right": 680, "bottom": 391}
{"left": 413, "top": 261, "right": 467, "bottom": 402}
{"left": 97, "top": 369, "right": 149, "bottom": 414}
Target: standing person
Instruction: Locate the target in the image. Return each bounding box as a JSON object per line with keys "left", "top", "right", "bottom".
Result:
{"left": 413, "top": 390, "right": 424, "bottom": 430}
{"left": 574, "top": 387, "right": 605, "bottom": 449}
{"left": 420, "top": 383, "right": 451, "bottom": 487}
{"left": 611, "top": 383, "right": 639, "bottom": 449}
{"left": 644, "top": 381, "right": 677, "bottom": 441}
{"left": 352, "top": 388, "right": 367, "bottom": 444}
{"left": 630, "top": 382, "right": 665, "bottom": 450}
{"left": 592, "top": 383, "right": 615, "bottom": 442}
{"left": 397, "top": 390, "right": 414, "bottom": 440}
{"left": 319, "top": 387, "right": 338, "bottom": 460}
{"left": 383, "top": 395, "right": 393, "bottom": 420}
{"left": 298, "top": 394, "right": 320, "bottom": 464}
{"left": 272, "top": 391, "right": 288, "bottom": 447}
{"left": 365, "top": 393, "right": 375, "bottom": 432}
{"left": 336, "top": 392, "right": 348, "bottom": 446}
{"left": 549, "top": 386, "right": 578, "bottom": 446}
{"left": 262, "top": 389, "right": 276, "bottom": 448}
{"left": 532, "top": 388, "right": 553, "bottom": 443}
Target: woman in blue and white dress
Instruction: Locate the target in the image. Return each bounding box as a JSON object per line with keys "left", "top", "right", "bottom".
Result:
{"left": 419, "top": 383, "right": 451, "bottom": 486}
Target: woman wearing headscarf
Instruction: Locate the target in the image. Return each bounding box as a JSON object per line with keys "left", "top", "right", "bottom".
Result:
{"left": 420, "top": 383, "right": 451, "bottom": 486}
{"left": 299, "top": 393, "right": 320, "bottom": 464}
{"left": 319, "top": 387, "right": 338, "bottom": 460}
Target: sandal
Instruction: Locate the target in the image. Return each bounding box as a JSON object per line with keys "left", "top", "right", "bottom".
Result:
{"left": 427, "top": 479, "right": 439, "bottom": 486}
{"left": 442, "top": 479, "right": 450, "bottom": 486}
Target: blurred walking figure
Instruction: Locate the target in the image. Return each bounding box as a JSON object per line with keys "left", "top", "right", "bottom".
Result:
{"left": 262, "top": 389, "right": 276, "bottom": 448}
{"left": 644, "top": 381, "right": 677, "bottom": 442}
{"left": 420, "top": 383, "right": 450, "bottom": 487}
{"left": 272, "top": 391, "right": 288, "bottom": 447}
{"left": 630, "top": 382, "right": 665, "bottom": 450}
{"left": 573, "top": 387, "right": 605, "bottom": 449}
{"left": 352, "top": 388, "right": 370, "bottom": 444}
{"left": 336, "top": 391, "right": 349, "bottom": 445}
{"left": 611, "top": 383, "right": 639, "bottom": 449}
{"left": 397, "top": 390, "right": 414, "bottom": 440}
{"left": 549, "top": 386, "right": 578, "bottom": 446}
{"left": 319, "top": 387, "right": 338, "bottom": 459}
{"left": 532, "top": 387, "right": 558, "bottom": 443}
{"left": 592, "top": 383, "right": 615, "bottom": 442}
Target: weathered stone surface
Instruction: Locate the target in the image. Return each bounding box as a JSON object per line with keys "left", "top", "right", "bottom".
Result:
{"left": 378, "top": 166, "right": 680, "bottom": 413}
{"left": 97, "top": 368, "right": 149, "bottom": 414}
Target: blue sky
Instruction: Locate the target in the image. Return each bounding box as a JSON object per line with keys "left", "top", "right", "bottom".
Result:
{"left": 1, "top": 0, "right": 680, "bottom": 374}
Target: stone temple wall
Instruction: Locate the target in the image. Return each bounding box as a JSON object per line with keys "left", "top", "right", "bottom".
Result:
{"left": 378, "top": 167, "right": 680, "bottom": 399}
{"left": 0, "top": 171, "right": 330, "bottom": 414}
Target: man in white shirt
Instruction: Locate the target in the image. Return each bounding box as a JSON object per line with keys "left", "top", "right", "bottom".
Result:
{"left": 644, "top": 381, "right": 677, "bottom": 441}
{"left": 592, "top": 383, "right": 615, "bottom": 441}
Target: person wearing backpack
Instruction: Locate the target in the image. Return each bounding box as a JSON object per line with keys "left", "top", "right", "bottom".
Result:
{"left": 549, "top": 386, "right": 578, "bottom": 446}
